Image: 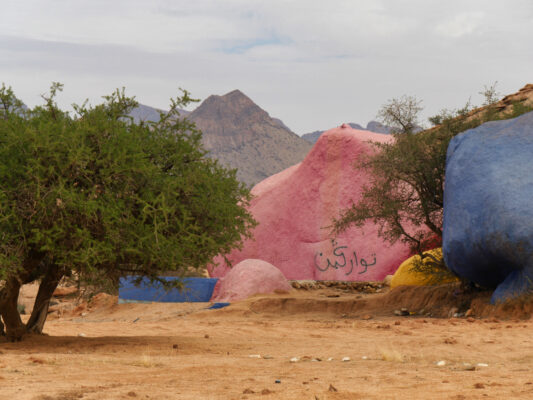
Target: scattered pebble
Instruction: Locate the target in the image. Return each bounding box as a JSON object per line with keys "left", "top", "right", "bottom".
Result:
{"left": 463, "top": 363, "right": 476, "bottom": 371}
{"left": 476, "top": 363, "right": 489, "bottom": 367}
{"left": 436, "top": 360, "right": 446, "bottom": 367}
{"left": 361, "top": 356, "right": 368, "bottom": 360}
{"left": 290, "top": 357, "right": 299, "bottom": 363}
{"left": 249, "top": 354, "right": 261, "bottom": 358}
{"left": 275, "top": 380, "right": 281, "bottom": 384}
{"left": 394, "top": 308, "right": 409, "bottom": 316}
{"left": 311, "top": 358, "right": 321, "bottom": 362}
{"left": 361, "top": 314, "right": 373, "bottom": 320}
{"left": 261, "top": 389, "right": 273, "bottom": 395}
{"left": 327, "top": 357, "right": 334, "bottom": 361}
{"left": 243, "top": 388, "right": 255, "bottom": 394}
{"left": 204, "top": 334, "right": 209, "bottom": 339}
{"left": 474, "top": 383, "right": 485, "bottom": 389}
{"left": 78, "top": 333, "right": 87, "bottom": 338}
{"left": 342, "top": 357, "right": 351, "bottom": 362}
{"left": 172, "top": 344, "right": 178, "bottom": 349}
{"left": 263, "top": 355, "right": 273, "bottom": 359}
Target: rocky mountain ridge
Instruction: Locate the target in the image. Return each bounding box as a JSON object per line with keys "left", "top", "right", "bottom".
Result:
{"left": 301, "top": 121, "right": 391, "bottom": 144}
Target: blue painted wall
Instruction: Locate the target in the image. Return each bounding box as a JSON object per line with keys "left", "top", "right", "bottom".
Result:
{"left": 119, "top": 277, "right": 218, "bottom": 303}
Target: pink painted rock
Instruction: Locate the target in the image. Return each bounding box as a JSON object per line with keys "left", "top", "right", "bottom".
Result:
{"left": 211, "top": 259, "right": 292, "bottom": 302}
{"left": 209, "top": 125, "right": 413, "bottom": 281}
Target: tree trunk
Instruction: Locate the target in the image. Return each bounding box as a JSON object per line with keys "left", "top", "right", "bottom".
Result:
{"left": 26, "top": 265, "right": 65, "bottom": 334}
{"left": 0, "top": 277, "right": 26, "bottom": 341}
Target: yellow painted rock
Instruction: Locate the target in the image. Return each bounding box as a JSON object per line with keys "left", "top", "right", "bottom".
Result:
{"left": 391, "top": 248, "right": 459, "bottom": 288}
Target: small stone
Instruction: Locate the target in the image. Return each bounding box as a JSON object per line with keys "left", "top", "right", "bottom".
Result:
{"left": 172, "top": 344, "right": 178, "bottom": 349}
{"left": 361, "top": 314, "right": 372, "bottom": 320}
{"left": 361, "top": 356, "right": 368, "bottom": 360}
{"left": 463, "top": 363, "right": 476, "bottom": 371}
{"left": 476, "top": 363, "right": 489, "bottom": 367}
{"left": 243, "top": 388, "right": 255, "bottom": 394}
{"left": 394, "top": 309, "right": 409, "bottom": 316}
{"left": 436, "top": 360, "right": 446, "bottom": 367}
{"left": 263, "top": 355, "right": 273, "bottom": 359}
{"left": 290, "top": 357, "right": 299, "bottom": 363}
{"left": 127, "top": 391, "right": 137, "bottom": 397}
{"left": 327, "top": 357, "right": 334, "bottom": 361}
{"left": 249, "top": 354, "right": 261, "bottom": 358}
{"left": 81, "top": 312, "right": 88, "bottom": 317}
{"left": 78, "top": 333, "right": 87, "bottom": 338}
{"left": 448, "top": 307, "right": 458, "bottom": 318}
{"left": 275, "top": 380, "right": 281, "bottom": 384}
{"left": 204, "top": 334, "right": 209, "bottom": 339}
{"left": 474, "top": 383, "right": 485, "bottom": 389}
{"left": 311, "top": 358, "right": 321, "bottom": 362}
{"left": 342, "top": 357, "right": 350, "bottom": 362}
{"left": 261, "top": 389, "right": 273, "bottom": 395}
{"left": 394, "top": 321, "right": 401, "bottom": 325}
{"left": 467, "top": 317, "right": 475, "bottom": 323}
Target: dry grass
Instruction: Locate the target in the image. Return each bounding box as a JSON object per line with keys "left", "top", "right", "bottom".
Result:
{"left": 378, "top": 347, "right": 405, "bottom": 362}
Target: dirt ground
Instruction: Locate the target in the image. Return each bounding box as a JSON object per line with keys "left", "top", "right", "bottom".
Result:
{"left": 1, "top": 283, "right": 533, "bottom": 400}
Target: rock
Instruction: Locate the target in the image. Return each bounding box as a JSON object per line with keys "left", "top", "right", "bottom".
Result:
{"left": 209, "top": 127, "right": 413, "bottom": 282}
{"left": 443, "top": 111, "right": 533, "bottom": 303}
{"left": 476, "top": 363, "right": 489, "bottom": 367}
{"left": 448, "top": 307, "right": 458, "bottom": 318}
{"left": 243, "top": 388, "right": 255, "bottom": 394}
{"left": 436, "top": 360, "right": 446, "bottom": 366}
{"left": 383, "top": 275, "right": 393, "bottom": 286}
{"left": 390, "top": 248, "right": 458, "bottom": 288}
{"left": 263, "top": 355, "right": 273, "bottom": 359}
{"left": 78, "top": 333, "right": 87, "bottom": 338}
{"left": 211, "top": 259, "right": 292, "bottom": 302}
{"left": 290, "top": 357, "right": 299, "bottom": 363}
{"left": 275, "top": 380, "right": 281, "bottom": 384}
{"left": 474, "top": 383, "right": 485, "bottom": 389}
{"left": 261, "top": 389, "right": 273, "bottom": 395}
{"left": 394, "top": 308, "right": 409, "bottom": 316}
{"left": 248, "top": 354, "right": 261, "bottom": 358}
{"left": 341, "top": 357, "right": 351, "bottom": 362}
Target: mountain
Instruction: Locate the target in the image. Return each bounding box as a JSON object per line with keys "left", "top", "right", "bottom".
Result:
{"left": 128, "top": 103, "right": 190, "bottom": 124}
{"left": 188, "top": 90, "right": 312, "bottom": 186}
{"left": 301, "top": 121, "right": 389, "bottom": 144}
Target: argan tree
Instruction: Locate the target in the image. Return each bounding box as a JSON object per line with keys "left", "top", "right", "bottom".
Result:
{"left": 334, "top": 85, "right": 531, "bottom": 272}
{"left": 0, "top": 83, "right": 256, "bottom": 341}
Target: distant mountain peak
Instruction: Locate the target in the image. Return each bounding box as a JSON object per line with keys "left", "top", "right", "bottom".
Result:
{"left": 188, "top": 90, "right": 311, "bottom": 186}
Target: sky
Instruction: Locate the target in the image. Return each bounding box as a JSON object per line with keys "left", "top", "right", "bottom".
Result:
{"left": 1, "top": 0, "right": 532, "bottom": 134}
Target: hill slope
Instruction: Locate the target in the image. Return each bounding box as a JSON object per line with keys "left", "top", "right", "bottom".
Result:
{"left": 188, "top": 90, "right": 312, "bottom": 186}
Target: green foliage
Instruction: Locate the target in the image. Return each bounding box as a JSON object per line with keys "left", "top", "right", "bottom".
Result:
{"left": 0, "top": 83, "right": 256, "bottom": 288}
{"left": 376, "top": 95, "right": 422, "bottom": 134}
{"left": 334, "top": 85, "right": 533, "bottom": 260}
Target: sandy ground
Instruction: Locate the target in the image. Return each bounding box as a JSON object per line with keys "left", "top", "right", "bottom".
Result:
{"left": 1, "top": 284, "right": 533, "bottom": 400}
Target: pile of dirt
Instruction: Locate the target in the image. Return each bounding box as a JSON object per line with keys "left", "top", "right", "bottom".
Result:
{"left": 245, "top": 283, "right": 533, "bottom": 320}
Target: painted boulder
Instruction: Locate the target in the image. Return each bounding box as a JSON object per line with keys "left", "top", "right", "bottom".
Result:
{"left": 209, "top": 125, "right": 413, "bottom": 281}
{"left": 211, "top": 259, "right": 292, "bottom": 302}
{"left": 390, "top": 248, "right": 459, "bottom": 288}
{"left": 443, "top": 111, "right": 533, "bottom": 303}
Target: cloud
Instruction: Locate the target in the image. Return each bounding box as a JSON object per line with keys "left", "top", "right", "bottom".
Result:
{"left": 1, "top": 0, "right": 532, "bottom": 133}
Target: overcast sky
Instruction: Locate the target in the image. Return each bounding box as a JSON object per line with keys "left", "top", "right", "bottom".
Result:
{"left": 1, "top": 0, "right": 532, "bottom": 134}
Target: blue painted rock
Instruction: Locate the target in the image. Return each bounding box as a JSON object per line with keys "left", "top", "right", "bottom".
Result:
{"left": 443, "top": 111, "right": 533, "bottom": 303}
